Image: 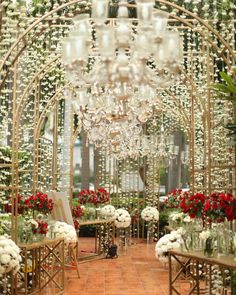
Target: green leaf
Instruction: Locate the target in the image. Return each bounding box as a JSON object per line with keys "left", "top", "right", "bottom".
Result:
{"left": 213, "top": 83, "right": 231, "bottom": 93}
{"left": 220, "top": 71, "right": 234, "bottom": 86}
{"left": 227, "top": 84, "right": 236, "bottom": 94}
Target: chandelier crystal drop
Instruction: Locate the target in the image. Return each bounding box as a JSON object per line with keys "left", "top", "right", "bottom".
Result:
{"left": 103, "top": 125, "right": 180, "bottom": 162}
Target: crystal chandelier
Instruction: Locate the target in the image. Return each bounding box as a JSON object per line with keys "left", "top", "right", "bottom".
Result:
{"left": 103, "top": 125, "right": 180, "bottom": 162}
{"left": 81, "top": 113, "right": 143, "bottom": 150}
{"left": 62, "top": 0, "right": 183, "bottom": 124}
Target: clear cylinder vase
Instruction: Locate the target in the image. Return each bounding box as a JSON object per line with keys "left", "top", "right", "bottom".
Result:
{"left": 217, "top": 223, "right": 229, "bottom": 256}
{"left": 147, "top": 222, "right": 154, "bottom": 244}
{"left": 204, "top": 238, "right": 213, "bottom": 258}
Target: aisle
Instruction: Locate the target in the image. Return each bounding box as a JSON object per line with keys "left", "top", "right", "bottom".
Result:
{"left": 43, "top": 238, "right": 189, "bottom": 295}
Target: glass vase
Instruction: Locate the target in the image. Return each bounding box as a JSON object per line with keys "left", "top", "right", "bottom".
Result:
{"left": 32, "top": 234, "right": 45, "bottom": 243}
{"left": 147, "top": 222, "right": 154, "bottom": 244}
{"left": 204, "top": 238, "right": 213, "bottom": 258}
{"left": 216, "top": 223, "right": 230, "bottom": 256}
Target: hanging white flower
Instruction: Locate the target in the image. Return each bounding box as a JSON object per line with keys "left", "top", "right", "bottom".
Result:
{"left": 100, "top": 205, "right": 116, "bottom": 219}
{"left": 155, "top": 231, "right": 182, "bottom": 264}
{"left": 141, "top": 206, "right": 159, "bottom": 222}
{"left": 115, "top": 209, "right": 131, "bottom": 228}
{"left": 0, "top": 236, "right": 22, "bottom": 277}
{"left": 50, "top": 221, "right": 77, "bottom": 245}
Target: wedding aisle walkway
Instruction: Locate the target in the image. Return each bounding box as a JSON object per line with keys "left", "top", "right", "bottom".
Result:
{"left": 42, "top": 238, "right": 190, "bottom": 295}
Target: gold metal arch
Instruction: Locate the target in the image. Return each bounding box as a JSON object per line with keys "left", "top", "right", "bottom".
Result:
{"left": 0, "top": 0, "right": 235, "bottom": 89}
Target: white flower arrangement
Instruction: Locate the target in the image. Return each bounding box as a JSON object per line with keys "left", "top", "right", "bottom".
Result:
{"left": 141, "top": 206, "right": 159, "bottom": 222}
{"left": 176, "top": 227, "right": 187, "bottom": 236}
{"left": 29, "top": 219, "right": 38, "bottom": 229}
{"left": 169, "top": 212, "right": 185, "bottom": 223}
{"left": 0, "top": 236, "right": 22, "bottom": 277}
{"left": 50, "top": 221, "right": 77, "bottom": 245}
{"left": 100, "top": 205, "right": 116, "bottom": 219}
{"left": 115, "top": 209, "right": 131, "bottom": 228}
{"left": 183, "top": 215, "right": 192, "bottom": 223}
{"left": 199, "top": 229, "right": 212, "bottom": 241}
{"left": 155, "top": 231, "right": 182, "bottom": 263}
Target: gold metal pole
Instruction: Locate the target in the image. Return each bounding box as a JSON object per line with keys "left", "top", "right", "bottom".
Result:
{"left": 33, "top": 78, "right": 40, "bottom": 194}
{"left": 52, "top": 100, "right": 59, "bottom": 190}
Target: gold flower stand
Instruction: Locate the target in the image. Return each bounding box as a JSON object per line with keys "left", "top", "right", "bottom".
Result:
{"left": 168, "top": 249, "right": 236, "bottom": 295}
{"left": 16, "top": 237, "right": 65, "bottom": 295}
{"left": 78, "top": 219, "right": 115, "bottom": 260}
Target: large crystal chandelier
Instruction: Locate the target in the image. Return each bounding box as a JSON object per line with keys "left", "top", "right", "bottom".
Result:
{"left": 62, "top": 0, "right": 183, "bottom": 124}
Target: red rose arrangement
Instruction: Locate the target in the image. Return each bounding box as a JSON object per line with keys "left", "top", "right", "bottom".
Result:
{"left": 165, "top": 189, "right": 188, "bottom": 209}
{"left": 5, "top": 194, "right": 25, "bottom": 215}
{"left": 78, "top": 189, "right": 97, "bottom": 205}
{"left": 72, "top": 205, "right": 84, "bottom": 219}
{"left": 96, "top": 188, "right": 110, "bottom": 204}
{"left": 31, "top": 220, "right": 48, "bottom": 235}
{"left": 203, "top": 192, "right": 236, "bottom": 222}
{"left": 180, "top": 192, "right": 206, "bottom": 219}
{"left": 24, "top": 192, "right": 54, "bottom": 214}
{"left": 78, "top": 188, "right": 110, "bottom": 205}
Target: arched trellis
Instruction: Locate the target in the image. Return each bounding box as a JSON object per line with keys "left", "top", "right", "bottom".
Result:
{"left": 0, "top": 0, "right": 235, "bottom": 241}
{"left": 13, "top": 53, "right": 201, "bottom": 196}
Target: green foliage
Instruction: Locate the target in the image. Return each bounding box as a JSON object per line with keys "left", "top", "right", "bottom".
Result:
{"left": 159, "top": 211, "right": 169, "bottom": 231}
{"left": 213, "top": 69, "right": 236, "bottom": 101}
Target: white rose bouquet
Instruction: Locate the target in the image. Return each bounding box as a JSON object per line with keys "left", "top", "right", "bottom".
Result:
{"left": 100, "top": 205, "right": 116, "bottom": 219}
{"left": 0, "top": 236, "right": 22, "bottom": 276}
{"left": 155, "top": 231, "right": 182, "bottom": 263}
{"left": 141, "top": 206, "right": 159, "bottom": 222}
{"left": 115, "top": 209, "right": 131, "bottom": 228}
{"left": 50, "top": 221, "right": 77, "bottom": 244}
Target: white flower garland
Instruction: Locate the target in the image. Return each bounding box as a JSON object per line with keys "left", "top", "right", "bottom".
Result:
{"left": 115, "top": 209, "right": 131, "bottom": 228}
{"left": 50, "top": 221, "right": 77, "bottom": 245}
{"left": 0, "top": 236, "right": 22, "bottom": 276}
{"left": 141, "top": 206, "right": 159, "bottom": 222}
{"left": 155, "top": 231, "right": 182, "bottom": 263}
{"left": 100, "top": 205, "right": 116, "bottom": 219}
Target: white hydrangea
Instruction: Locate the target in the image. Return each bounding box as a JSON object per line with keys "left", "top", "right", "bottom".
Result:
{"left": 50, "top": 221, "right": 77, "bottom": 245}
{"left": 100, "top": 205, "right": 116, "bottom": 219}
{"left": 141, "top": 206, "right": 159, "bottom": 222}
{"left": 0, "top": 236, "right": 22, "bottom": 276}
{"left": 115, "top": 209, "right": 131, "bottom": 228}
{"left": 155, "top": 231, "right": 182, "bottom": 263}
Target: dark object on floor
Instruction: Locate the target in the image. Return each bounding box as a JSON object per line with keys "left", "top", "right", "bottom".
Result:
{"left": 106, "top": 244, "right": 118, "bottom": 259}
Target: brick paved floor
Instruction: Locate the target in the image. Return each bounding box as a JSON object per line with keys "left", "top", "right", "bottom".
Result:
{"left": 41, "top": 238, "right": 191, "bottom": 295}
